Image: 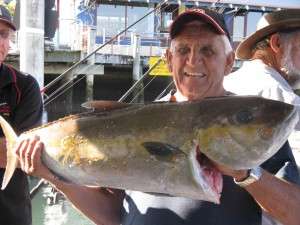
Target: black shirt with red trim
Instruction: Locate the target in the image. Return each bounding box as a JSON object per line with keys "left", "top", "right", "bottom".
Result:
{"left": 0, "top": 63, "right": 43, "bottom": 225}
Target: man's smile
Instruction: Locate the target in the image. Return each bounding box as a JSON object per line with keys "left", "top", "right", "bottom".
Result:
{"left": 184, "top": 71, "right": 206, "bottom": 78}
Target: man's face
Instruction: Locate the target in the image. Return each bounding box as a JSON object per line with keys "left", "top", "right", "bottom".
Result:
{"left": 166, "top": 22, "right": 233, "bottom": 101}
{"left": 0, "top": 22, "right": 11, "bottom": 63}
{"left": 280, "top": 31, "right": 300, "bottom": 77}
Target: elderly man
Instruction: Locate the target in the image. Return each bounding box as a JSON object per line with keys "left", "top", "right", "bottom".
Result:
{"left": 225, "top": 9, "right": 300, "bottom": 105}
{"left": 224, "top": 9, "right": 300, "bottom": 165}
{"left": 14, "top": 9, "right": 300, "bottom": 225}
{"left": 0, "top": 5, "right": 43, "bottom": 225}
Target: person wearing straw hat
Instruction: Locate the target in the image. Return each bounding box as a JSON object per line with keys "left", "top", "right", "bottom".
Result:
{"left": 224, "top": 10, "right": 300, "bottom": 224}
{"left": 224, "top": 9, "right": 300, "bottom": 124}
{"left": 224, "top": 7, "right": 300, "bottom": 178}
{"left": 0, "top": 4, "right": 43, "bottom": 225}
{"left": 13, "top": 8, "right": 300, "bottom": 225}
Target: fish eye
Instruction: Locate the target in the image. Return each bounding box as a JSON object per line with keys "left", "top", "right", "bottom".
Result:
{"left": 235, "top": 110, "right": 253, "bottom": 124}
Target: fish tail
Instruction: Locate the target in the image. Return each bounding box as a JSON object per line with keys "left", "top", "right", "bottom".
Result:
{"left": 0, "top": 116, "right": 18, "bottom": 190}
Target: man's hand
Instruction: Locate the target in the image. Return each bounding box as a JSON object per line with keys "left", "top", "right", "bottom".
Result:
{"left": 212, "top": 161, "right": 248, "bottom": 181}
{"left": 197, "top": 149, "right": 249, "bottom": 181}
{"left": 15, "top": 136, "right": 53, "bottom": 180}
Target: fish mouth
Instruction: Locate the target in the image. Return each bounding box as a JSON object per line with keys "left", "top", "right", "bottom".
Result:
{"left": 184, "top": 71, "right": 206, "bottom": 78}
{"left": 190, "top": 146, "right": 223, "bottom": 204}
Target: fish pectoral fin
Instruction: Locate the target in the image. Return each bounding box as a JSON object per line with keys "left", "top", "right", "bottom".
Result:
{"left": 142, "top": 142, "right": 186, "bottom": 162}
{"left": 81, "top": 100, "right": 131, "bottom": 112}
{"left": 0, "top": 116, "right": 18, "bottom": 190}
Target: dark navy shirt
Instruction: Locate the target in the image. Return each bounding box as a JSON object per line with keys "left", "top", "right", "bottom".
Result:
{"left": 0, "top": 64, "right": 43, "bottom": 225}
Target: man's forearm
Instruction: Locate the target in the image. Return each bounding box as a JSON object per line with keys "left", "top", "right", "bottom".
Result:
{"left": 245, "top": 169, "right": 300, "bottom": 225}
{"left": 46, "top": 174, "right": 124, "bottom": 225}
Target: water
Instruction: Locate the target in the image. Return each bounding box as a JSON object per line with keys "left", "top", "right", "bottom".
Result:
{"left": 30, "top": 178, "right": 95, "bottom": 225}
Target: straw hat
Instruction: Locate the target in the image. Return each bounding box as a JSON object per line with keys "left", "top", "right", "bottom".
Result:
{"left": 236, "top": 9, "right": 300, "bottom": 60}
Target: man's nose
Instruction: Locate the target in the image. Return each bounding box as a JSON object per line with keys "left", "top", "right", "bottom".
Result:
{"left": 187, "top": 49, "right": 202, "bottom": 65}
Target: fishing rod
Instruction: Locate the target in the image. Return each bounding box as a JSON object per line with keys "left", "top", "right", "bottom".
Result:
{"left": 155, "top": 80, "right": 174, "bottom": 101}
{"left": 43, "top": 0, "right": 170, "bottom": 104}
{"left": 130, "top": 74, "right": 157, "bottom": 103}
{"left": 118, "top": 57, "right": 164, "bottom": 102}
{"left": 45, "top": 0, "right": 183, "bottom": 105}
{"left": 44, "top": 74, "right": 86, "bottom": 107}
{"left": 118, "top": 4, "right": 182, "bottom": 103}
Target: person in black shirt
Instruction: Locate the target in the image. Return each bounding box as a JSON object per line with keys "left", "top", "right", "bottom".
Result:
{"left": 0, "top": 5, "right": 43, "bottom": 225}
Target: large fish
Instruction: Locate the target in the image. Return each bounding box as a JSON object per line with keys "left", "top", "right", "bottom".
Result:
{"left": 0, "top": 96, "right": 297, "bottom": 203}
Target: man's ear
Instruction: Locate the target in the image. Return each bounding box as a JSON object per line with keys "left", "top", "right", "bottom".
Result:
{"left": 224, "top": 51, "right": 235, "bottom": 76}
{"left": 269, "top": 33, "right": 282, "bottom": 53}
{"left": 165, "top": 48, "right": 173, "bottom": 73}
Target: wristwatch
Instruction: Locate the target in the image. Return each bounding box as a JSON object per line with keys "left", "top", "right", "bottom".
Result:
{"left": 234, "top": 166, "right": 262, "bottom": 188}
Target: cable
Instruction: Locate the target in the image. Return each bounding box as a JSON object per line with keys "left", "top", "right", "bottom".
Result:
{"left": 43, "top": 0, "right": 170, "bottom": 95}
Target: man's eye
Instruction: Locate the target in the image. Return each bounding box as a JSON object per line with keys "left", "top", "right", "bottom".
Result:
{"left": 176, "top": 47, "right": 189, "bottom": 55}
{"left": 200, "top": 47, "right": 214, "bottom": 57}
{"left": 0, "top": 31, "right": 10, "bottom": 39}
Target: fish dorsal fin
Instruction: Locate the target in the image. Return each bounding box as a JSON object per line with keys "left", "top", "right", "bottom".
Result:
{"left": 81, "top": 100, "right": 130, "bottom": 112}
